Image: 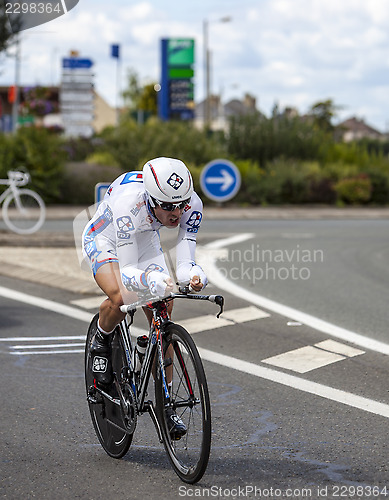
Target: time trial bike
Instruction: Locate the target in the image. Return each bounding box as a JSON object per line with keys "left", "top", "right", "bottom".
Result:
{"left": 85, "top": 288, "right": 224, "bottom": 484}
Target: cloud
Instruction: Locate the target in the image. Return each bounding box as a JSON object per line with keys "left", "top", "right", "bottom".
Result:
{"left": 1, "top": 0, "right": 388, "bottom": 130}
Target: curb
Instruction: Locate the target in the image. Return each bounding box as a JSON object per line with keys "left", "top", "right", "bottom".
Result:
{"left": 42, "top": 205, "right": 389, "bottom": 220}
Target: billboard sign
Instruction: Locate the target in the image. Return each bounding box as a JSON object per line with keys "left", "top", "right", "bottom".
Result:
{"left": 159, "top": 38, "right": 195, "bottom": 121}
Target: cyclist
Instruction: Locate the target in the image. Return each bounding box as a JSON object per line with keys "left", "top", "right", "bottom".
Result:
{"left": 82, "top": 157, "right": 207, "bottom": 438}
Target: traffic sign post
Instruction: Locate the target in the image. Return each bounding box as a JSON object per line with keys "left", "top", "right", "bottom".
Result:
{"left": 95, "top": 183, "right": 111, "bottom": 204}
{"left": 200, "top": 159, "right": 241, "bottom": 202}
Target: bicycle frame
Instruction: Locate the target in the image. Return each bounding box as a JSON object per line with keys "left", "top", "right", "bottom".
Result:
{"left": 92, "top": 291, "right": 224, "bottom": 438}
{"left": 86, "top": 290, "right": 224, "bottom": 482}
{"left": 0, "top": 171, "right": 30, "bottom": 205}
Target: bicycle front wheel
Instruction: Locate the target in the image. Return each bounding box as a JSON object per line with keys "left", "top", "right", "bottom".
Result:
{"left": 2, "top": 189, "right": 46, "bottom": 234}
{"left": 155, "top": 324, "right": 211, "bottom": 484}
{"left": 85, "top": 314, "right": 133, "bottom": 459}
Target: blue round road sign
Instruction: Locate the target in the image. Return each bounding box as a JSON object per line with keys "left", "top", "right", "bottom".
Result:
{"left": 200, "top": 159, "right": 241, "bottom": 202}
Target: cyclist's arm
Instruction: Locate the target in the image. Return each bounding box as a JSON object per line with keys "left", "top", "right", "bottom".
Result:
{"left": 176, "top": 193, "right": 207, "bottom": 289}
{"left": 114, "top": 202, "right": 172, "bottom": 296}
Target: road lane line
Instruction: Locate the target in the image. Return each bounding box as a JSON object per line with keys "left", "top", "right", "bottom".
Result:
{"left": 198, "top": 348, "right": 389, "bottom": 419}
{"left": 1, "top": 284, "right": 389, "bottom": 418}
{"left": 0, "top": 335, "right": 87, "bottom": 342}
{"left": 197, "top": 235, "right": 389, "bottom": 356}
{"left": 11, "top": 349, "right": 84, "bottom": 356}
{"left": 0, "top": 285, "right": 94, "bottom": 323}
{"left": 11, "top": 343, "right": 85, "bottom": 350}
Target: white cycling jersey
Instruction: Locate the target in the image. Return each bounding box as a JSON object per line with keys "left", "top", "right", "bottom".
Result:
{"left": 82, "top": 171, "right": 203, "bottom": 292}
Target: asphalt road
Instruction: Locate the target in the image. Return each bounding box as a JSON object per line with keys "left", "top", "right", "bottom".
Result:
{"left": 1, "top": 217, "right": 389, "bottom": 499}
{"left": 199, "top": 218, "right": 389, "bottom": 345}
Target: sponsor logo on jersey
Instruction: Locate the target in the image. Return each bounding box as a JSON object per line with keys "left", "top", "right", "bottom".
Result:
{"left": 117, "top": 241, "right": 134, "bottom": 248}
{"left": 120, "top": 172, "right": 143, "bottom": 185}
{"left": 84, "top": 207, "right": 113, "bottom": 244}
{"left": 130, "top": 200, "right": 146, "bottom": 217}
{"left": 116, "top": 216, "right": 134, "bottom": 231}
{"left": 167, "top": 172, "right": 183, "bottom": 190}
{"left": 186, "top": 211, "right": 202, "bottom": 233}
{"left": 145, "top": 263, "right": 165, "bottom": 273}
{"left": 117, "top": 232, "right": 131, "bottom": 240}
{"left": 122, "top": 273, "right": 140, "bottom": 291}
{"left": 116, "top": 215, "right": 134, "bottom": 239}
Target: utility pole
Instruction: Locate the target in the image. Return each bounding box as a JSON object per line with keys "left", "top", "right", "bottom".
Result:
{"left": 12, "top": 34, "right": 21, "bottom": 133}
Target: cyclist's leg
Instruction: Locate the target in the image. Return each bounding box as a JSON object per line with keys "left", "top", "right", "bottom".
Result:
{"left": 137, "top": 230, "right": 174, "bottom": 326}
{"left": 137, "top": 234, "right": 175, "bottom": 382}
{"left": 95, "top": 261, "right": 137, "bottom": 332}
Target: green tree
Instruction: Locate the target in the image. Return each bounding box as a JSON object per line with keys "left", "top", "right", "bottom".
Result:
{"left": 227, "top": 112, "right": 326, "bottom": 167}
{"left": 97, "top": 118, "right": 225, "bottom": 170}
{"left": 309, "top": 99, "right": 342, "bottom": 133}
{"left": 122, "top": 68, "right": 158, "bottom": 115}
{"left": 122, "top": 68, "right": 142, "bottom": 112}
{"left": 0, "top": 1, "right": 20, "bottom": 54}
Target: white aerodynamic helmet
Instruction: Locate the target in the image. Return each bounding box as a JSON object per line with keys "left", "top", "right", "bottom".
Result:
{"left": 143, "top": 157, "right": 194, "bottom": 209}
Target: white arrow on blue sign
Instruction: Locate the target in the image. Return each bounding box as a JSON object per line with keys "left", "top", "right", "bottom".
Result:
{"left": 62, "top": 58, "right": 94, "bottom": 69}
{"left": 200, "top": 159, "right": 241, "bottom": 202}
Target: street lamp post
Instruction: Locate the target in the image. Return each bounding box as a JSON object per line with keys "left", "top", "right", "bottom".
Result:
{"left": 203, "top": 16, "right": 231, "bottom": 130}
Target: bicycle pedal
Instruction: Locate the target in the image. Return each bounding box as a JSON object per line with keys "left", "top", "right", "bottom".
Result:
{"left": 87, "top": 386, "right": 103, "bottom": 404}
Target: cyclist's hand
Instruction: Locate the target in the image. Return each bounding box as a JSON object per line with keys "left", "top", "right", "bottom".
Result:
{"left": 190, "top": 275, "right": 203, "bottom": 292}
{"left": 146, "top": 270, "right": 173, "bottom": 297}
{"left": 189, "top": 265, "right": 208, "bottom": 291}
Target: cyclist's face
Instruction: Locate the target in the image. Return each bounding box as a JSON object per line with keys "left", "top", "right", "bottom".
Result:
{"left": 154, "top": 205, "right": 184, "bottom": 228}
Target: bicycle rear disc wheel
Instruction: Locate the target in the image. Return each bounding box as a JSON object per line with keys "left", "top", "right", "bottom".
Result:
{"left": 155, "top": 324, "right": 211, "bottom": 483}
{"left": 2, "top": 189, "right": 46, "bottom": 234}
{"left": 85, "top": 314, "right": 133, "bottom": 459}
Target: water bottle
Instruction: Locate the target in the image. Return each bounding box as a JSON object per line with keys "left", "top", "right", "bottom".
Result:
{"left": 133, "top": 335, "right": 148, "bottom": 372}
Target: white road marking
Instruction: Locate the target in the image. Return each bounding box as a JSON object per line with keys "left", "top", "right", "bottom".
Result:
{"left": 222, "top": 306, "right": 270, "bottom": 322}
{"left": 314, "top": 339, "right": 365, "bottom": 357}
{"left": 179, "top": 306, "right": 269, "bottom": 334}
{"left": 262, "top": 339, "right": 366, "bottom": 373}
{"left": 262, "top": 346, "right": 346, "bottom": 373}
{"left": 197, "top": 234, "right": 389, "bottom": 356}
{"left": 0, "top": 285, "right": 388, "bottom": 418}
{"left": 11, "top": 349, "right": 84, "bottom": 356}
{"left": 0, "top": 335, "right": 86, "bottom": 342}
{"left": 11, "top": 343, "right": 85, "bottom": 350}
{"left": 0, "top": 286, "right": 93, "bottom": 323}
{"left": 198, "top": 347, "right": 389, "bottom": 419}
{"left": 179, "top": 315, "right": 234, "bottom": 333}
{"left": 70, "top": 296, "right": 105, "bottom": 309}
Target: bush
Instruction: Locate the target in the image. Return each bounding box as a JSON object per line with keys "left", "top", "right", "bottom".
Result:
{"left": 334, "top": 175, "right": 372, "bottom": 204}
{"left": 59, "top": 162, "right": 123, "bottom": 205}
{"left": 0, "top": 127, "right": 66, "bottom": 203}
{"left": 98, "top": 118, "right": 226, "bottom": 170}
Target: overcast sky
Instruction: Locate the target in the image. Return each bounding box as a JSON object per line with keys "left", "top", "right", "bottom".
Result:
{"left": 1, "top": 0, "right": 388, "bottom": 131}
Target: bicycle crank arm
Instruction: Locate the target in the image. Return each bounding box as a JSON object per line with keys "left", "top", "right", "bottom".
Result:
{"left": 144, "top": 400, "right": 163, "bottom": 443}
{"left": 94, "top": 386, "right": 121, "bottom": 407}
